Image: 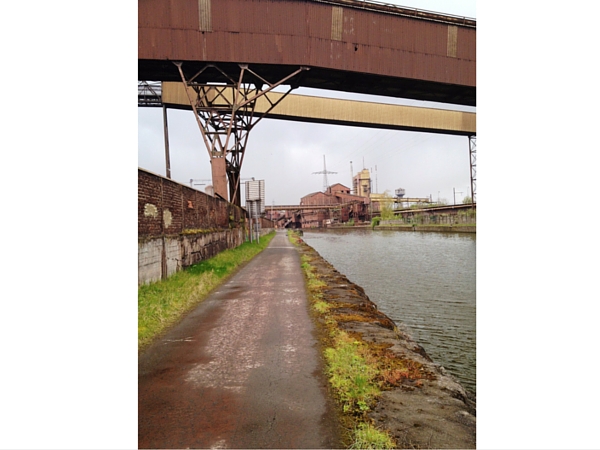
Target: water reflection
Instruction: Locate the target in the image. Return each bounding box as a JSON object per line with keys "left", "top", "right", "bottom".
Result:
{"left": 302, "top": 229, "right": 476, "bottom": 395}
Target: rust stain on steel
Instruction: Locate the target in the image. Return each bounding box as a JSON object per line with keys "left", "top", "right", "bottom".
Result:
{"left": 139, "top": 0, "right": 476, "bottom": 105}
{"left": 162, "top": 82, "right": 476, "bottom": 135}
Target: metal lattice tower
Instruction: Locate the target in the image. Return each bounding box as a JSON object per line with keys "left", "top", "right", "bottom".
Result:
{"left": 312, "top": 155, "right": 337, "bottom": 192}
{"left": 469, "top": 135, "right": 476, "bottom": 204}
{"left": 175, "top": 63, "right": 309, "bottom": 207}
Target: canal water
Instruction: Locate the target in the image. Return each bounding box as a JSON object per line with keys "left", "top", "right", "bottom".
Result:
{"left": 301, "top": 228, "right": 476, "bottom": 396}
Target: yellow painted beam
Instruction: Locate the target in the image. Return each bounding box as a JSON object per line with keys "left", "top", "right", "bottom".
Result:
{"left": 162, "top": 82, "right": 475, "bottom": 136}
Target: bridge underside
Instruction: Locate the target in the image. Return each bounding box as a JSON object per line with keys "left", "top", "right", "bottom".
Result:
{"left": 139, "top": 61, "right": 475, "bottom": 107}
{"left": 139, "top": 0, "right": 475, "bottom": 106}
{"left": 138, "top": 0, "right": 476, "bottom": 204}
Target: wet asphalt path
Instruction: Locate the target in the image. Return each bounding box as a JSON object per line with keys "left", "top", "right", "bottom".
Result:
{"left": 138, "top": 230, "right": 341, "bottom": 449}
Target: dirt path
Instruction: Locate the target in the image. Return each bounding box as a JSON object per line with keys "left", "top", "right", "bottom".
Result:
{"left": 138, "top": 230, "right": 342, "bottom": 449}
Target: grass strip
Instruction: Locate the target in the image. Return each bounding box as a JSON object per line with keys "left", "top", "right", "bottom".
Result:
{"left": 350, "top": 423, "right": 397, "bottom": 450}
{"left": 139, "top": 231, "right": 275, "bottom": 350}
{"left": 289, "top": 230, "right": 396, "bottom": 449}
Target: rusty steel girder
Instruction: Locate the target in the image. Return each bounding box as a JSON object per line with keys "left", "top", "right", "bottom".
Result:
{"left": 174, "top": 62, "right": 308, "bottom": 206}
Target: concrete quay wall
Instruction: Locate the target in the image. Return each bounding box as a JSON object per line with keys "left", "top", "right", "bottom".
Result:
{"left": 377, "top": 225, "right": 476, "bottom": 233}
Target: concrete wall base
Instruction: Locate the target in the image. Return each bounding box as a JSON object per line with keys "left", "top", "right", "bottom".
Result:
{"left": 138, "top": 229, "right": 245, "bottom": 285}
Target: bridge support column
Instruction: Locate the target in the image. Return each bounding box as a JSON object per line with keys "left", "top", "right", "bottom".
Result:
{"left": 210, "top": 157, "right": 228, "bottom": 201}
{"left": 174, "top": 63, "right": 309, "bottom": 206}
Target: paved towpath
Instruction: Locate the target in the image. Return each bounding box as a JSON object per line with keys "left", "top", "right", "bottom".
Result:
{"left": 138, "top": 230, "right": 341, "bottom": 449}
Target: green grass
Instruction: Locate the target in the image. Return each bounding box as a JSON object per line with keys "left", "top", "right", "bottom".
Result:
{"left": 350, "top": 423, "right": 396, "bottom": 449}
{"left": 138, "top": 232, "right": 275, "bottom": 350}
{"left": 325, "top": 331, "right": 380, "bottom": 414}
{"left": 289, "top": 230, "right": 396, "bottom": 449}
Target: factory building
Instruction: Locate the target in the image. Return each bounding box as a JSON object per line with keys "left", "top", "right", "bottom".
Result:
{"left": 299, "top": 183, "right": 370, "bottom": 228}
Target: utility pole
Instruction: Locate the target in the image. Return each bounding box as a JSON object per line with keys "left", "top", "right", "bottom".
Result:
{"left": 453, "top": 188, "right": 463, "bottom": 205}
{"left": 163, "top": 106, "right": 171, "bottom": 179}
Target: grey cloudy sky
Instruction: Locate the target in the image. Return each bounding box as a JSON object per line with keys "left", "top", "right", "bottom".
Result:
{"left": 7, "top": 2, "right": 600, "bottom": 448}
{"left": 138, "top": 0, "right": 476, "bottom": 207}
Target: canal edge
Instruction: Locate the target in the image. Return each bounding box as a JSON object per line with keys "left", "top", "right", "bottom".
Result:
{"left": 289, "top": 230, "right": 476, "bottom": 449}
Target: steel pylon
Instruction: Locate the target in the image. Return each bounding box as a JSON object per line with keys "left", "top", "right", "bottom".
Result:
{"left": 175, "top": 63, "right": 309, "bottom": 207}
{"left": 469, "top": 135, "right": 476, "bottom": 204}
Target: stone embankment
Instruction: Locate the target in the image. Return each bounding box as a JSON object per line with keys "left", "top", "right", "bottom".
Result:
{"left": 377, "top": 225, "right": 476, "bottom": 233}
{"left": 293, "top": 237, "right": 476, "bottom": 449}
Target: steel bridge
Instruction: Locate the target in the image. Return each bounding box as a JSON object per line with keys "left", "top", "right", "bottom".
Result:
{"left": 141, "top": 82, "right": 476, "bottom": 136}
{"left": 138, "top": 0, "right": 476, "bottom": 206}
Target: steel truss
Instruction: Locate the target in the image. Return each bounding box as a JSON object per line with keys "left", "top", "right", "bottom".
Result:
{"left": 138, "top": 81, "right": 162, "bottom": 107}
{"left": 174, "top": 63, "right": 309, "bottom": 207}
{"left": 469, "top": 135, "right": 476, "bottom": 204}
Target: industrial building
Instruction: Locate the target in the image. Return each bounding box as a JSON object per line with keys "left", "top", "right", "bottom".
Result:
{"left": 299, "top": 183, "right": 370, "bottom": 227}
{"left": 265, "top": 167, "right": 434, "bottom": 228}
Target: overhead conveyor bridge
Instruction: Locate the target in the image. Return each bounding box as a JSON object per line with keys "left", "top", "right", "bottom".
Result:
{"left": 138, "top": 0, "right": 476, "bottom": 204}
{"left": 160, "top": 82, "right": 475, "bottom": 136}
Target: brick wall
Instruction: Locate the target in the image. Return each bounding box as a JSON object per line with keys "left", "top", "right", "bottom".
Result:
{"left": 258, "top": 217, "right": 275, "bottom": 229}
{"left": 138, "top": 168, "right": 245, "bottom": 237}
{"left": 138, "top": 170, "right": 164, "bottom": 236}
{"left": 138, "top": 169, "right": 248, "bottom": 284}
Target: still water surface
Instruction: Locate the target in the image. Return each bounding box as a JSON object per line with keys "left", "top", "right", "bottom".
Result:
{"left": 301, "top": 229, "right": 476, "bottom": 395}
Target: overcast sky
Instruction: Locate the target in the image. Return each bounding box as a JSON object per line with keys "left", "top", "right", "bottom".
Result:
{"left": 138, "top": 0, "right": 476, "bottom": 207}
{"left": 7, "top": 1, "right": 600, "bottom": 448}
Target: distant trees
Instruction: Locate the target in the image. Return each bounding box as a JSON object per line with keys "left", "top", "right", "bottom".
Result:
{"left": 462, "top": 196, "right": 473, "bottom": 204}
{"left": 379, "top": 191, "right": 395, "bottom": 220}
{"left": 410, "top": 199, "right": 447, "bottom": 209}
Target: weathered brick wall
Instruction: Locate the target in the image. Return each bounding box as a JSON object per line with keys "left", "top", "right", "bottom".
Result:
{"left": 161, "top": 178, "right": 184, "bottom": 233}
{"left": 258, "top": 217, "right": 275, "bottom": 228}
{"left": 138, "top": 170, "right": 163, "bottom": 236}
{"left": 138, "top": 169, "right": 248, "bottom": 284}
{"left": 139, "top": 168, "right": 244, "bottom": 237}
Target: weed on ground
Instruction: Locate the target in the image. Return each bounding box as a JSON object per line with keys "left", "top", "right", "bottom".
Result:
{"left": 289, "top": 230, "right": 397, "bottom": 449}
